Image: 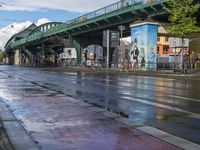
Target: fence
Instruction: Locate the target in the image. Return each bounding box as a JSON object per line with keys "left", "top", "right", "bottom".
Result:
{"left": 64, "top": 60, "right": 189, "bottom": 71}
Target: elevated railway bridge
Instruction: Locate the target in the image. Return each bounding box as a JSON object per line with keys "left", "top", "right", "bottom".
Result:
{"left": 4, "top": 0, "right": 200, "bottom": 68}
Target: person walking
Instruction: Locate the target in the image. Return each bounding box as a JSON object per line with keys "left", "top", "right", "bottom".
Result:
{"left": 191, "top": 51, "right": 197, "bottom": 70}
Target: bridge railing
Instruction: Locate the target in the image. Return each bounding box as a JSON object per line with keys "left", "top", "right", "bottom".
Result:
{"left": 41, "top": 0, "right": 163, "bottom": 37}
{"left": 66, "top": 0, "right": 140, "bottom": 25}
{"left": 10, "top": 0, "right": 164, "bottom": 49}
{"left": 65, "top": 0, "right": 163, "bottom": 26}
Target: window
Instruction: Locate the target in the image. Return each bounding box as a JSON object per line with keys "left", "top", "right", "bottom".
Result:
{"left": 165, "top": 37, "right": 169, "bottom": 42}
{"left": 157, "top": 46, "right": 160, "bottom": 54}
{"left": 163, "top": 45, "right": 169, "bottom": 54}
{"left": 157, "top": 37, "right": 160, "bottom": 42}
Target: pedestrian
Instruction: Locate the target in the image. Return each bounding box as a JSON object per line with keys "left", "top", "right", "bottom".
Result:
{"left": 191, "top": 51, "right": 197, "bottom": 70}
{"left": 183, "top": 54, "right": 188, "bottom": 74}
{"left": 141, "top": 57, "right": 145, "bottom": 68}
{"left": 81, "top": 53, "right": 86, "bottom": 67}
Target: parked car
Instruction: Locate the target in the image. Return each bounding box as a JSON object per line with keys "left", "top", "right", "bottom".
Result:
{"left": 0, "top": 61, "right": 3, "bottom": 65}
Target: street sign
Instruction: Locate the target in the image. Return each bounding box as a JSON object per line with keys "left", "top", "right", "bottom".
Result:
{"left": 103, "top": 30, "right": 108, "bottom": 47}
{"left": 103, "top": 30, "right": 119, "bottom": 48}
{"left": 110, "top": 31, "right": 119, "bottom": 47}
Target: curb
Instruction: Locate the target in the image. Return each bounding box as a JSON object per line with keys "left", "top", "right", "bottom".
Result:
{"left": 42, "top": 67, "right": 200, "bottom": 80}
{"left": 0, "top": 99, "right": 39, "bottom": 150}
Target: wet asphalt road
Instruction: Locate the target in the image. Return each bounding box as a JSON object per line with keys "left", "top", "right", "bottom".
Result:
{"left": 0, "top": 66, "right": 200, "bottom": 148}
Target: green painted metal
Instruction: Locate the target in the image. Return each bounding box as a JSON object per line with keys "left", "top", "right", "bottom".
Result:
{"left": 9, "top": 0, "right": 166, "bottom": 50}
{"left": 22, "top": 48, "right": 33, "bottom": 63}
{"left": 69, "top": 36, "right": 82, "bottom": 65}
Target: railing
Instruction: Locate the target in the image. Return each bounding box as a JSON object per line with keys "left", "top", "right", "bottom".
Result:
{"left": 79, "top": 61, "right": 188, "bottom": 71}
{"left": 10, "top": 0, "right": 164, "bottom": 48}
{"left": 65, "top": 0, "right": 164, "bottom": 27}
{"left": 66, "top": 0, "right": 141, "bottom": 26}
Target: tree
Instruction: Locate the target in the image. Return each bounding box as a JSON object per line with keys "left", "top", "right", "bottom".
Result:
{"left": 164, "top": 0, "right": 200, "bottom": 38}
{"left": 0, "top": 51, "right": 6, "bottom": 61}
{"left": 164, "top": 0, "right": 200, "bottom": 73}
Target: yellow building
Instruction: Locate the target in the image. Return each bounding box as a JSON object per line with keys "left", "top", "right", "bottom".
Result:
{"left": 157, "top": 36, "right": 169, "bottom": 56}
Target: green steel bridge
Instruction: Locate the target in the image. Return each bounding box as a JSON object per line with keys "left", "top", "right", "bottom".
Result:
{"left": 5, "top": 0, "right": 169, "bottom": 64}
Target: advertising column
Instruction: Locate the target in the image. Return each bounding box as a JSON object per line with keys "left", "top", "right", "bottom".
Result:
{"left": 130, "top": 22, "right": 159, "bottom": 69}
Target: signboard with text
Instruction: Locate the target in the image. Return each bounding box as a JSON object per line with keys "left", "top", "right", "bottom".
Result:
{"left": 103, "top": 30, "right": 119, "bottom": 48}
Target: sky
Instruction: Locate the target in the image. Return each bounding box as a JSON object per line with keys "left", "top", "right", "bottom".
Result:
{"left": 0, "top": 0, "right": 118, "bottom": 50}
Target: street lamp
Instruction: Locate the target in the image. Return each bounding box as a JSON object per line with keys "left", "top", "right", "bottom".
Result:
{"left": 118, "top": 25, "right": 125, "bottom": 61}
{"left": 174, "top": 39, "right": 177, "bottom": 74}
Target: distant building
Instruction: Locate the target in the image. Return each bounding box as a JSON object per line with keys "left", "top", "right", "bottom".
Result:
{"left": 85, "top": 45, "right": 103, "bottom": 60}
{"left": 157, "top": 36, "right": 189, "bottom": 56}
{"left": 190, "top": 38, "right": 200, "bottom": 57}
{"left": 189, "top": 34, "right": 200, "bottom": 70}
{"left": 5, "top": 23, "right": 37, "bottom": 65}
{"left": 169, "top": 37, "right": 189, "bottom": 55}
{"left": 157, "top": 36, "right": 169, "bottom": 56}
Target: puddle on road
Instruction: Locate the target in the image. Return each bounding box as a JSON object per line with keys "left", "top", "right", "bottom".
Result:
{"left": 84, "top": 99, "right": 130, "bottom": 118}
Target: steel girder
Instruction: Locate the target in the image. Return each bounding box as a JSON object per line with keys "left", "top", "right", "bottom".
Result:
{"left": 9, "top": 0, "right": 166, "bottom": 51}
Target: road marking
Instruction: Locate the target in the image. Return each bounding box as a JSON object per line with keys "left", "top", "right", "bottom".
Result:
{"left": 187, "top": 114, "right": 200, "bottom": 119}
{"left": 168, "top": 95, "right": 200, "bottom": 103}
{"left": 87, "top": 106, "right": 106, "bottom": 112}
{"left": 122, "top": 96, "right": 200, "bottom": 119}
{"left": 100, "top": 111, "right": 121, "bottom": 119}
{"left": 137, "top": 126, "right": 200, "bottom": 150}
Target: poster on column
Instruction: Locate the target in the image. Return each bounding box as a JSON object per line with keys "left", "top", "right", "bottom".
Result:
{"left": 130, "top": 23, "right": 158, "bottom": 69}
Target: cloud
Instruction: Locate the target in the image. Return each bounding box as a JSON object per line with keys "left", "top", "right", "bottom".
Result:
{"left": 0, "top": 18, "right": 51, "bottom": 51}
{"left": 36, "top": 18, "right": 51, "bottom": 26}
{"left": 0, "top": 0, "right": 118, "bottom": 12}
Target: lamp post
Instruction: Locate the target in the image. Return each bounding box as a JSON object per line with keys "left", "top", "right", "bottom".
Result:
{"left": 174, "top": 39, "right": 176, "bottom": 74}
{"left": 118, "top": 25, "right": 125, "bottom": 61}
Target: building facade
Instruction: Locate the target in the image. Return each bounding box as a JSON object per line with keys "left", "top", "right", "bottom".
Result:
{"left": 157, "top": 36, "right": 169, "bottom": 56}
{"left": 190, "top": 37, "right": 200, "bottom": 70}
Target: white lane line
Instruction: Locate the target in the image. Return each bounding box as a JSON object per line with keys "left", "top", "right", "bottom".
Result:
{"left": 137, "top": 126, "right": 200, "bottom": 150}
{"left": 187, "top": 114, "right": 200, "bottom": 119}
{"left": 168, "top": 95, "right": 200, "bottom": 103}
{"left": 122, "top": 96, "right": 200, "bottom": 119}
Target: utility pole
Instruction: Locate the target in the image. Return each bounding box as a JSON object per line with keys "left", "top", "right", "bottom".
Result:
{"left": 106, "top": 30, "right": 110, "bottom": 70}
{"left": 118, "top": 25, "right": 125, "bottom": 61}
{"left": 174, "top": 39, "right": 176, "bottom": 74}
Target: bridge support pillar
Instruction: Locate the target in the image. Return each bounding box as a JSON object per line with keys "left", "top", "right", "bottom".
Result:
{"left": 14, "top": 49, "right": 21, "bottom": 65}
{"left": 69, "top": 37, "right": 82, "bottom": 66}
{"left": 23, "top": 48, "right": 33, "bottom": 66}
{"left": 130, "top": 22, "right": 159, "bottom": 70}
{"left": 7, "top": 52, "right": 14, "bottom": 65}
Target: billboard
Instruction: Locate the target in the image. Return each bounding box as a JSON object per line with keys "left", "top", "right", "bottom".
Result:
{"left": 103, "top": 30, "right": 119, "bottom": 48}
{"left": 130, "top": 23, "right": 158, "bottom": 69}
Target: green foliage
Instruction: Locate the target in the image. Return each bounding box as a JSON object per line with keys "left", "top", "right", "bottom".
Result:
{"left": 164, "top": 0, "right": 200, "bottom": 38}
{"left": 0, "top": 51, "right": 6, "bottom": 61}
